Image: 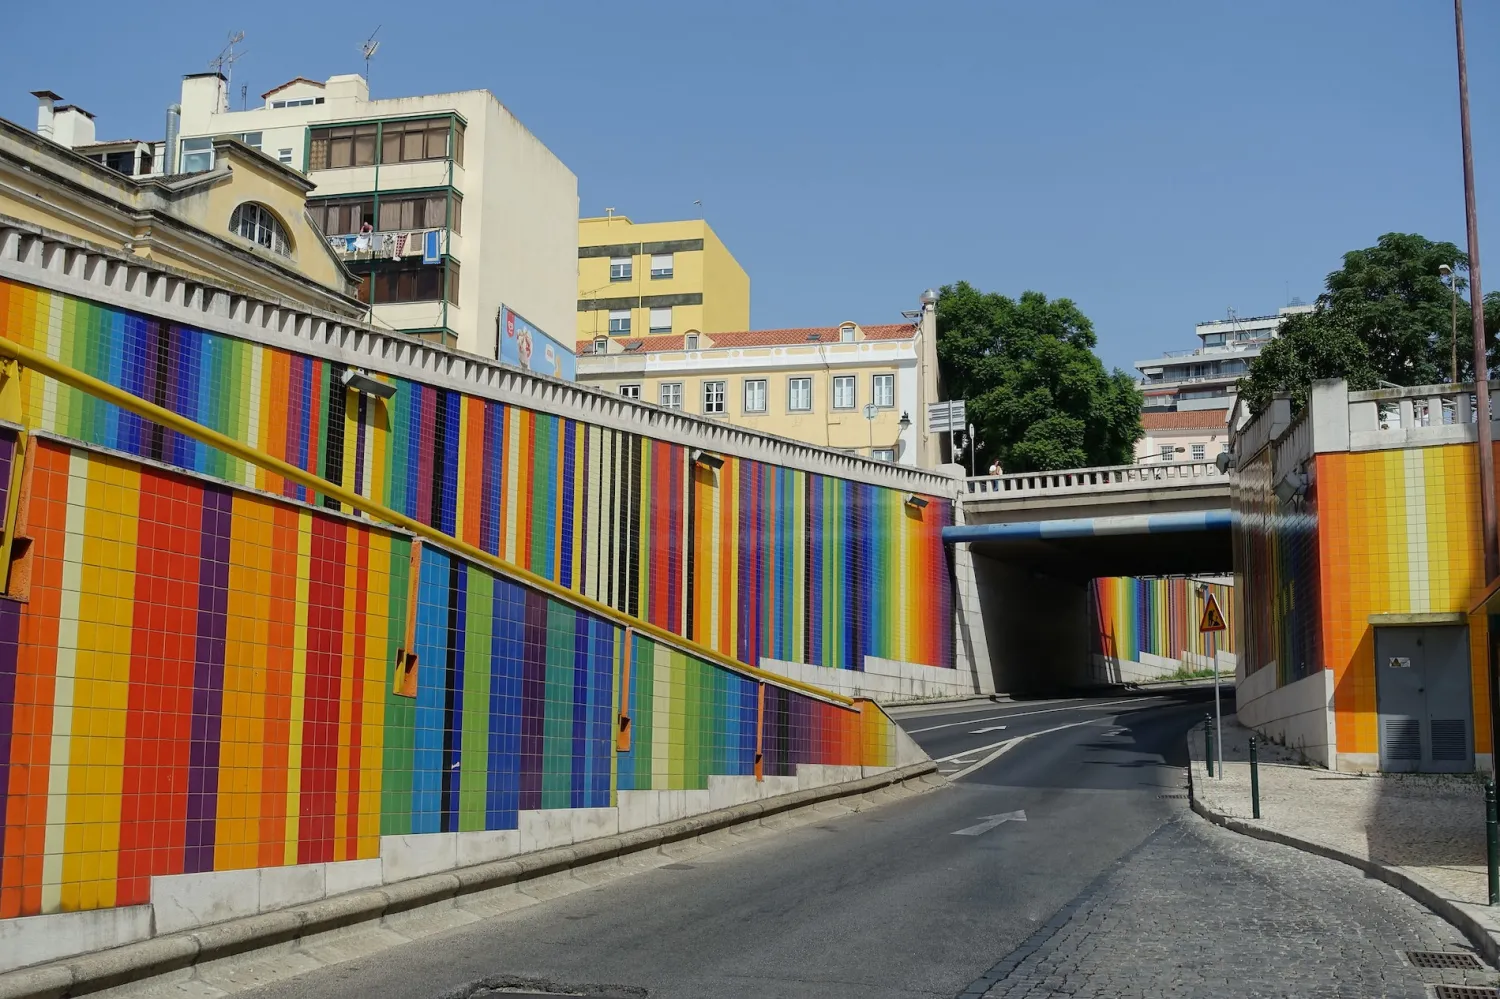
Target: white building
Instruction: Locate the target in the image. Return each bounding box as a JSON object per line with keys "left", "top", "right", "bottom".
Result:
{"left": 173, "top": 72, "right": 578, "bottom": 357}
{"left": 1134, "top": 304, "right": 1313, "bottom": 414}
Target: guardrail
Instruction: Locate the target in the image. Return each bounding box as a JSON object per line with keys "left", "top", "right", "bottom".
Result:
{"left": 965, "top": 459, "right": 1226, "bottom": 497}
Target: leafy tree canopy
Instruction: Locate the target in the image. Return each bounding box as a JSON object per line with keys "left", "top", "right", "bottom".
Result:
{"left": 936, "top": 281, "right": 1142, "bottom": 473}
{"left": 1240, "top": 232, "right": 1500, "bottom": 413}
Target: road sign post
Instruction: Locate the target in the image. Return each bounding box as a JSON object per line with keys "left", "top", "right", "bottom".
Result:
{"left": 926, "top": 400, "right": 967, "bottom": 468}
{"left": 1199, "top": 588, "right": 1227, "bottom": 779}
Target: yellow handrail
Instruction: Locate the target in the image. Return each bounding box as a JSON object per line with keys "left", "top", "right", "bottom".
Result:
{"left": 0, "top": 338, "right": 857, "bottom": 708}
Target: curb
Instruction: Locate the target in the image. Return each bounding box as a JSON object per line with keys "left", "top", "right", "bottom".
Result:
{"left": 1189, "top": 786, "right": 1500, "bottom": 968}
{"left": 0, "top": 761, "right": 939, "bottom": 999}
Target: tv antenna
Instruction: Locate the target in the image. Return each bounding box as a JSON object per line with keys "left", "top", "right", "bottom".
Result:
{"left": 361, "top": 26, "right": 382, "bottom": 90}
{"left": 210, "top": 30, "right": 247, "bottom": 82}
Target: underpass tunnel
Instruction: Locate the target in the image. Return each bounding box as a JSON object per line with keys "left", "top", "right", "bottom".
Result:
{"left": 949, "top": 512, "right": 1233, "bottom": 696}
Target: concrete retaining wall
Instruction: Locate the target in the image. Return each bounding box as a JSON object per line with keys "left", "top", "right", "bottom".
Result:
{"left": 1235, "top": 666, "right": 1337, "bottom": 769}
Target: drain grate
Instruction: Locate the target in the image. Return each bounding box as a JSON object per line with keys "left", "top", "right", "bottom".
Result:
{"left": 1158, "top": 793, "right": 1188, "bottom": 799}
{"left": 1433, "top": 986, "right": 1498, "bottom": 999}
{"left": 1409, "top": 951, "right": 1486, "bottom": 971}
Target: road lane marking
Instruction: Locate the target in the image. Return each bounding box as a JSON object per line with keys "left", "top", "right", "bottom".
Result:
{"left": 943, "top": 717, "right": 1111, "bottom": 781}
{"left": 952, "top": 810, "right": 1027, "bottom": 836}
{"left": 969, "top": 725, "right": 1008, "bottom": 734}
{"left": 904, "top": 696, "right": 1164, "bottom": 734}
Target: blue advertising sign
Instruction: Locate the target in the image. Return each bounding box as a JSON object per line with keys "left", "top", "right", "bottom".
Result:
{"left": 498, "top": 305, "right": 576, "bottom": 382}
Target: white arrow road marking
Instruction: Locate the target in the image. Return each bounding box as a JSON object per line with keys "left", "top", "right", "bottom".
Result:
{"left": 969, "top": 725, "right": 1008, "bottom": 734}
{"left": 952, "top": 810, "right": 1027, "bottom": 836}
{"left": 934, "top": 717, "right": 1113, "bottom": 782}
{"left": 905, "top": 696, "right": 1164, "bottom": 734}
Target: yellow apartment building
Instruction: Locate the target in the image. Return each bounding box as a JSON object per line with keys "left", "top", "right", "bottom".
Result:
{"left": 577, "top": 215, "right": 749, "bottom": 341}
{"left": 576, "top": 296, "right": 944, "bottom": 467}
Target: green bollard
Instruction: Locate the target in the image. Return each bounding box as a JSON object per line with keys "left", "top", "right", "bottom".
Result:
{"left": 1204, "top": 713, "right": 1214, "bottom": 778}
{"left": 1249, "top": 735, "right": 1260, "bottom": 819}
{"left": 1488, "top": 779, "right": 1498, "bottom": 906}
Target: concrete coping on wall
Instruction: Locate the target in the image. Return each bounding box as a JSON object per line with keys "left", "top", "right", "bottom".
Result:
{"left": 0, "top": 216, "right": 956, "bottom": 499}
{"left": 1368, "top": 612, "right": 1469, "bottom": 626}
{"left": 0, "top": 761, "right": 939, "bottom": 999}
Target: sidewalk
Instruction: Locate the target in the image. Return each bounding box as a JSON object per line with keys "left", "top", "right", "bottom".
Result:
{"left": 1189, "top": 713, "right": 1500, "bottom": 963}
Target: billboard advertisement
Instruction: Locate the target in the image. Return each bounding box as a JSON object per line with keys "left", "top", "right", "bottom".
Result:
{"left": 498, "top": 305, "right": 576, "bottom": 382}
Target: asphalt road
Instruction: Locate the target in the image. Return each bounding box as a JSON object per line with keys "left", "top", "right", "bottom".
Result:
{"left": 223, "top": 690, "right": 1234, "bottom": 999}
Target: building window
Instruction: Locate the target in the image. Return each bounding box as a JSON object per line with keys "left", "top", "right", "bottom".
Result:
{"left": 873, "top": 373, "right": 895, "bottom": 409}
{"left": 872, "top": 448, "right": 895, "bottom": 462}
{"left": 277, "top": 147, "right": 293, "bottom": 165}
{"left": 235, "top": 131, "right": 263, "bottom": 151}
{"left": 660, "top": 382, "right": 683, "bottom": 409}
{"left": 608, "top": 310, "right": 631, "bottom": 335}
{"left": 378, "top": 192, "right": 452, "bottom": 232}
{"left": 594, "top": 336, "right": 608, "bottom": 354}
{"left": 380, "top": 118, "right": 453, "bottom": 164}
{"left": 1160, "top": 444, "right": 1174, "bottom": 461}
{"left": 610, "top": 257, "right": 632, "bottom": 282}
{"left": 788, "top": 377, "right": 812, "bottom": 412}
{"left": 744, "top": 379, "right": 767, "bottom": 414}
{"left": 446, "top": 262, "right": 460, "bottom": 304}
{"left": 1192, "top": 443, "right": 1206, "bottom": 461}
{"left": 308, "top": 123, "right": 377, "bottom": 169}
{"left": 650, "top": 307, "right": 672, "bottom": 333}
{"left": 180, "top": 137, "right": 214, "bottom": 173}
{"left": 102, "top": 150, "right": 136, "bottom": 175}
{"left": 703, "top": 380, "right": 726, "bottom": 415}
{"left": 684, "top": 333, "right": 699, "bottom": 350}
{"left": 309, "top": 196, "right": 374, "bottom": 235}
{"left": 650, "top": 253, "right": 673, "bottom": 279}
{"left": 272, "top": 97, "right": 324, "bottom": 109}
{"left": 359, "top": 263, "right": 445, "bottom": 304}
{"left": 833, "top": 375, "right": 856, "bottom": 410}
{"left": 229, "top": 203, "right": 292, "bottom": 256}
{"left": 620, "top": 384, "right": 641, "bottom": 400}
{"left": 1220, "top": 442, "right": 1230, "bottom": 454}
{"left": 839, "top": 323, "right": 856, "bottom": 343}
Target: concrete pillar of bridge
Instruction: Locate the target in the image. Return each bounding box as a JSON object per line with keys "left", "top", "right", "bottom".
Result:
{"left": 969, "top": 552, "right": 1092, "bottom": 696}
{"left": 949, "top": 540, "right": 998, "bottom": 698}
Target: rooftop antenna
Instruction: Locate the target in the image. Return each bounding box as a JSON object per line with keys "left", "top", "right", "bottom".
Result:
{"left": 239, "top": 84, "right": 247, "bottom": 111}
{"left": 361, "top": 26, "right": 382, "bottom": 92}
{"left": 208, "top": 31, "right": 246, "bottom": 114}
{"left": 693, "top": 198, "right": 703, "bottom": 219}
{"left": 604, "top": 207, "right": 616, "bottom": 220}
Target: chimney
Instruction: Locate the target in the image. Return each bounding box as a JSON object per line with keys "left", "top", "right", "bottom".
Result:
{"left": 164, "top": 104, "right": 181, "bottom": 174}
{"left": 30, "top": 90, "right": 62, "bottom": 138}
{"left": 50, "top": 105, "right": 96, "bottom": 149}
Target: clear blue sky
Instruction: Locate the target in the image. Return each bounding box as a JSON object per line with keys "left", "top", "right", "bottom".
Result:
{"left": 4, "top": 1, "right": 1498, "bottom": 371}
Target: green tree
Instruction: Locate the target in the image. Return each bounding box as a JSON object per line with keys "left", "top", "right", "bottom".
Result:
{"left": 1241, "top": 233, "right": 1470, "bottom": 412}
{"left": 936, "top": 281, "right": 1142, "bottom": 473}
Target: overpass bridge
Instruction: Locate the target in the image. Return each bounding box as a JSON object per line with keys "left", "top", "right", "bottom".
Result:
{"left": 945, "top": 460, "right": 1233, "bottom": 695}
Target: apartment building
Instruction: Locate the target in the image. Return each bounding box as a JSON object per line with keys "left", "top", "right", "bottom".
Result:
{"left": 576, "top": 295, "right": 943, "bottom": 467}
{"left": 7, "top": 91, "right": 362, "bottom": 317}
{"left": 577, "top": 215, "right": 749, "bottom": 341}
{"left": 1135, "top": 304, "right": 1313, "bottom": 414}
{"left": 174, "top": 71, "right": 578, "bottom": 358}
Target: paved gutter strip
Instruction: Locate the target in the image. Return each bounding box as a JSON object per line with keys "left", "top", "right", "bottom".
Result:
{"left": 0, "top": 761, "right": 939, "bottom": 999}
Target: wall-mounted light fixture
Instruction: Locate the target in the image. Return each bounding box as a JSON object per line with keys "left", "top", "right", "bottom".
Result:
{"left": 905, "top": 494, "right": 929, "bottom": 509}
{"left": 1215, "top": 450, "right": 1236, "bottom": 473}
{"left": 1273, "top": 469, "right": 1308, "bottom": 505}
{"left": 341, "top": 368, "right": 397, "bottom": 400}
{"left": 691, "top": 449, "right": 724, "bottom": 470}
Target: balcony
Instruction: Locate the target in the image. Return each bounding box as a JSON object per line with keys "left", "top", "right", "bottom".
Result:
{"left": 326, "top": 228, "right": 450, "bottom": 262}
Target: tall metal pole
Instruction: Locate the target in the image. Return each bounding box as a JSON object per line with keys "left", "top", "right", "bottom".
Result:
{"left": 1453, "top": 274, "right": 1460, "bottom": 384}
{"left": 1456, "top": 0, "right": 1498, "bottom": 585}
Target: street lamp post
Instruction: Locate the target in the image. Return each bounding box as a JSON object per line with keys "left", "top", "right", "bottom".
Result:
{"left": 1441, "top": 263, "right": 1458, "bottom": 383}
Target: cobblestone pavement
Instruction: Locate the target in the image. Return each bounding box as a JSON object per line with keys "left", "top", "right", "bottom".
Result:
{"left": 1192, "top": 713, "right": 1489, "bottom": 904}
{"left": 966, "top": 813, "right": 1497, "bottom": 998}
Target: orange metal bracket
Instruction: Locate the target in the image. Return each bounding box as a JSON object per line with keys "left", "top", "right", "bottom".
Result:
{"left": 393, "top": 540, "right": 422, "bottom": 697}
{"left": 617, "top": 627, "right": 633, "bottom": 752}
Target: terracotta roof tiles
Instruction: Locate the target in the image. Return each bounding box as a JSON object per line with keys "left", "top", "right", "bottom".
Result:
{"left": 575, "top": 322, "right": 917, "bottom": 356}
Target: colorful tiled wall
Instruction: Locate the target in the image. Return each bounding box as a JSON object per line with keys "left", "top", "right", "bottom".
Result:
{"left": 1232, "top": 446, "right": 1322, "bottom": 687}
{"left": 1316, "top": 445, "right": 1492, "bottom": 758}
{"left": 0, "top": 274, "right": 925, "bottom": 924}
{"left": 0, "top": 278, "right": 954, "bottom": 675}
{"left": 1090, "top": 576, "right": 1236, "bottom": 667}
{"left": 0, "top": 439, "right": 899, "bottom": 920}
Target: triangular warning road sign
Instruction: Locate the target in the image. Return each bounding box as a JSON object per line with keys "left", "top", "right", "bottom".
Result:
{"left": 1199, "top": 591, "right": 1227, "bottom": 633}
